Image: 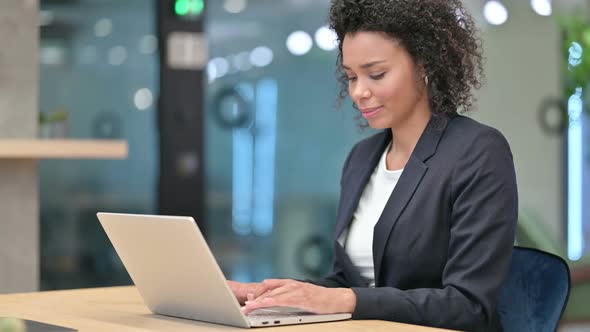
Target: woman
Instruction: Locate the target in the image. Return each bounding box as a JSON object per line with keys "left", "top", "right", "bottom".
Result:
{"left": 229, "top": 0, "right": 518, "bottom": 331}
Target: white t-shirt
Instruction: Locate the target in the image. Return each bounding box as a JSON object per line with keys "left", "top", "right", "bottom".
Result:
{"left": 342, "top": 143, "right": 403, "bottom": 287}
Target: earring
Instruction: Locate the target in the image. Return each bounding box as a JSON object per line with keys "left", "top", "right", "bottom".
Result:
{"left": 424, "top": 75, "right": 429, "bottom": 85}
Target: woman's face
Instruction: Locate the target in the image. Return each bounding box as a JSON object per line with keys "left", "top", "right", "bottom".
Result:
{"left": 342, "top": 31, "right": 427, "bottom": 129}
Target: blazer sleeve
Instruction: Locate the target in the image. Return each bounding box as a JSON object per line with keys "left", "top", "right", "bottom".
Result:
{"left": 350, "top": 128, "right": 518, "bottom": 331}
{"left": 307, "top": 143, "right": 360, "bottom": 289}
{"left": 305, "top": 245, "right": 352, "bottom": 288}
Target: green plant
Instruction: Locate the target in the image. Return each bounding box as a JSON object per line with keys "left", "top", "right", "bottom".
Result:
{"left": 0, "top": 317, "right": 25, "bottom": 332}
{"left": 558, "top": 14, "right": 590, "bottom": 105}
{"left": 39, "top": 109, "right": 68, "bottom": 125}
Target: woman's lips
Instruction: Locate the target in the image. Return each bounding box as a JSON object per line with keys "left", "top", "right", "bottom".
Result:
{"left": 360, "top": 106, "right": 383, "bottom": 119}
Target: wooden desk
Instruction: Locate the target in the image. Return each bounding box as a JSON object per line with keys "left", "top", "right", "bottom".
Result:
{"left": 0, "top": 286, "right": 456, "bottom": 331}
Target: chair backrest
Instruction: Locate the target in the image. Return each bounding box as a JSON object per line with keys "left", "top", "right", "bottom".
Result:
{"left": 498, "top": 246, "right": 571, "bottom": 332}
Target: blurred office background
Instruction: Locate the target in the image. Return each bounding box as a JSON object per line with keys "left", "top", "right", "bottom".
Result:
{"left": 0, "top": 0, "right": 589, "bottom": 330}
{"left": 36, "top": 0, "right": 368, "bottom": 290}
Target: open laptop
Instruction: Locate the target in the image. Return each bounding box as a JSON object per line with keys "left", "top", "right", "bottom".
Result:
{"left": 96, "top": 212, "right": 351, "bottom": 328}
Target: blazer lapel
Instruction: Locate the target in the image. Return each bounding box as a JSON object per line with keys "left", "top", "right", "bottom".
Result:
{"left": 372, "top": 115, "right": 450, "bottom": 285}
{"left": 335, "top": 131, "right": 391, "bottom": 240}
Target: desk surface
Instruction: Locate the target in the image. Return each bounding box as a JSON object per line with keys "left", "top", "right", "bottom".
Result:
{"left": 0, "top": 286, "right": 456, "bottom": 331}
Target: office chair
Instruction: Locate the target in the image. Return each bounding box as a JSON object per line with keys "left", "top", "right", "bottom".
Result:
{"left": 498, "top": 246, "right": 571, "bottom": 332}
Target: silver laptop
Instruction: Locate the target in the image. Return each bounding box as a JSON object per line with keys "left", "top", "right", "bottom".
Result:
{"left": 96, "top": 213, "right": 351, "bottom": 328}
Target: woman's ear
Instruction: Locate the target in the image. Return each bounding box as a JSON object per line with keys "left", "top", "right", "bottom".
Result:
{"left": 415, "top": 64, "right": 429, "bottom": 91}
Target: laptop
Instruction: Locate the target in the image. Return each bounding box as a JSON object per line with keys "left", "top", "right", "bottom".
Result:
{"left": 96, "top": 213, "right": 351, "bottom": 328}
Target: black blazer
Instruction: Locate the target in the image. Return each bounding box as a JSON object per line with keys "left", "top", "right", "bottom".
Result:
{"left": 311, "top": 115, "right": 518, "bottom": 331}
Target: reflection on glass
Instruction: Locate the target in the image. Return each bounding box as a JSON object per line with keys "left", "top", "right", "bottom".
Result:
{"left": 205, "top": 0, "right": 373, "bottom": 283}
{"left": 39, "top": 0, "right": 158, "bottom": 289}
{"left": 567, "top": 87, "right": 583, "bottom": 261}
{"left": 567, "top": 39, "right": 585, "bottom": 261}
{"left": 232, "top": 84, "right": 255, "bottom": 236}
{"left": 286, "top": 31, "right": 313, "bottom": 56}
{"left": 252, "top": 79, "right": 278, "bottom": 236}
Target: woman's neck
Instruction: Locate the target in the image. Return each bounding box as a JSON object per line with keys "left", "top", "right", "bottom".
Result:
{"left": 387, "top": 100, "right": 432, "bottom": 170}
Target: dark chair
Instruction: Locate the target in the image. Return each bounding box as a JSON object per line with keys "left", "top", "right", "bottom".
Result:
{"left": 498, "top": 246, "right": 571, "bottom": 332}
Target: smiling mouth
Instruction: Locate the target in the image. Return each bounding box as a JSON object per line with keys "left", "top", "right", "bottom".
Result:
{"left": 361, "top": 106, "right": 382, "bottom": 112}
{"left": 360, "top": 106, "right": 383, "bottom": 119}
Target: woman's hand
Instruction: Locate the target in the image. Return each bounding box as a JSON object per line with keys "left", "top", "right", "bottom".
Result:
{"left": 227, "top": 280, "right": 259, "bottom": 305}
{"left": 242, "top": 279, "right": 356, "bottom": 315}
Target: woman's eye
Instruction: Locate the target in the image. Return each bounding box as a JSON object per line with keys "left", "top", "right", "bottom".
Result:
{"left": 347, "top": 76, "right": 357, "bottom": 82}
{"left": 370, "top": 72, "right": 385, "bottom": 80}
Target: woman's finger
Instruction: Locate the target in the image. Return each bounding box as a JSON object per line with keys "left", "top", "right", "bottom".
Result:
{"left": 253, "top": 279, "right": 290, "bottom": 298}
{"left": 243, "top": 297, "right": 278, "bottom": 314}
{"left": 255, "top": 284, "right": 294, "bottom": 301}
{"left": 250, "top": 292, "right": 307, "bottom": 312}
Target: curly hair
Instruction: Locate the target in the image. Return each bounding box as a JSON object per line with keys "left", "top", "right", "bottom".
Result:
{"left": 329, "top": 0, "right": 485, "bottom": 117}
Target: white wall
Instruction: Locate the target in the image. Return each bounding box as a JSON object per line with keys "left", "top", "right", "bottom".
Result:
{"left": 0, "top": 0, "right": 39, "bottom": 292}
{"left": 465, "top": 0, "right": 567, "bottom": 245}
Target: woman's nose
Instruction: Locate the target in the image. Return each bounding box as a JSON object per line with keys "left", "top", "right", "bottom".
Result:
{"left": 351, "top": 81, "right": 371, "bottom": 101}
